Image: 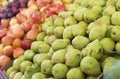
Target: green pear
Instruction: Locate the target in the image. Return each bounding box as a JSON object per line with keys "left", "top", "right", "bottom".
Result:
{"left": 92, "top": 6, "right": 102, "bottom": 14}
{"left": 84, "top": 39, "right": 103, "bottom": 60}
{"left": 9, "top": 71, "right": 18, "bottom": 79}
{"left": 103, "top": 6, "right": 116, "bottom": 16}
{"left": 13, "top": 72, "right": 23, "bottom": 79}
{"left": 72, "top": 36, "right": 90, "bottom": 50}
{"left": 24, "top": 64, "right": 40, "bottom": 79}
{"left": 66, "top": 45, "right": 75, "bottom": 51}
{"left": 66, "top": 3, "right": 79, "bottom": 12}
{"left": 111, "top": 26, "right": 120, "bottom": 41}
{"left": 84, "top": 9, "right": 99, "bottom": 22}
{"left": 42, "top": 20, "right": 54, "bottom": 32}
{"left": 73, "top": 7, "right": 87, "bottom": 21}
{"left": 73, "top": 0, "right": 82, "bottom": 5}
{"left": 52, "top": 63, "right": 69, "bottom": 79}
{"left": 86, "top": 76, "right": 96, "bottom": 79}
{"left": 111, "top": 12, "right": 120, "bottom": 25}
{"left": 6, "top": 67, "right": 16, "bottom": 77}
{"left": 48, "top": 35, "right": 57, "bottom": 45}
{"left": 106, "top": 0, "right": 117, "bottom": 6}
{"left": 72, "top": 21, "right": 87, "bottom": 36}
{"left": 106, "top": 25, "right": 114, "bottom": 37}
{"left": 41, "top": 60, "right": 53, "bottom": 75}
{"left": 13, "top": 56, "right": 25, "bottom": 70}
{"left": 65, "top": 49, "right": 82, "bottom": 68}
{"left": 33, "top": 54, "right": 49, "bottom": 65}
{"left": 31, "top": 72, "right": 46, "bottom": 79}
{"left": 20, "top": 60, "right": 33, "bottom": 72}
{"left": 86, "top": 22, "right": 100, "bottom": 34}
{"left": 46, "top": 26, "right": 55, "bottom": 36}
{"left": 63, "top": 25, "right": 74, "bottom": 40}
{"left": 116, "top": 0, "right": 120, "bottom": 11}
{"left": 58, "top": 11, "right": 74, "bottom": 18}
{"left": 64, "top": 16, "right": 77, "bottom": 26}
{"left": 54, "top": 26, "right": 64, "bottom": 38}
{"left": 88, "top": 0, "right": 105, "bottom": 7}
{"left": 54, "top": 17, "right": 64, "bottom": 26}
{"left": 66, "top": 68, "right": 85, "bottom": 79}
{"left": 100, "top": 38, "right": 115, "bottom": 54}
{"left": 81, "top": 0, "right": 90, "bottom": 7}
{"left": 115, "top": 41, "right": 120, "bottom": 54}
{"left": 52, "top": 39, "right": 70, "bottom": 51}
{"left": 31, "top": 41, "right": 46, "bottom": 52}
{"left": 39, "top": 44, "right": 50, "bottom": 53}
{"left": 44, "top": 36, "right": 49, "bottom": 44}
{"left": 95, "top": 16, "right": 110, "bottom": 25}
{"left": 80, "top": 56, "right": 101, "bottom": 76}
{"left": 47, "top": 48, "right": 54, "bottom": 59}
{"left": 36, "top": 32, "right": 46, "bottom": 41}
{"left": 89, "top": 25, "right": 107, "bottom": 41}
{"left": 51, "top": 49, "right": 66, "bottom": 64}
{"left": 24, "top": 49, "right": 35, "bottom": 60}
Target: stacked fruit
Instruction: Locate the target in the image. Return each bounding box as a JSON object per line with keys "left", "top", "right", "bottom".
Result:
{"left": 0, "top": 0, "right": 29, "bottom": 21}
{"left": 0, "top": 0, "right": 13, "bottom": 9}
{"left": 5, "top": 0, "right": 120, "bottom": 79}
{"left": 0, "top": 0, "right": 66, "bottom": 69}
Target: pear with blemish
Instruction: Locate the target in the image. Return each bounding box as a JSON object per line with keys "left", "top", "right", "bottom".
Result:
{"left": 80, "top": 56, "right": 101, "bottom": 76}
{"left": 84, "top": 39, "right": 103, "bottom": 60}
{"left": 65, "top": 49, "right": 82, "bottom": 68}
{"left": 111, "top": 26, "right": 120, "bottom": 41}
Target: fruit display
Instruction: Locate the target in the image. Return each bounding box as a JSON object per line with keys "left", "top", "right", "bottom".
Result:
{"left": 0, "top": 0, "right": 66, "bottom": 68}
{"left": 4, "top": 0, "right": 120, "bottom": 79}
{"left": 0, "top": 0, "right": 29, "bottom": 21}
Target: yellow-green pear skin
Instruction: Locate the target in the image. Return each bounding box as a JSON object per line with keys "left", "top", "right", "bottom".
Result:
{"left": 80, "top": 56, "right": 101, "bottom": 76}
{"left": 89, "top": 25, "right": 107, "bottom": 41}
{"left": 65, "top": 49, "right": 82, "bottom": 68}
{"left": 66, "top": 68, "right": 85, "bottom": 79}
{"left": 83, "top": 39, "right": 103, "bottom": 60}
{"left": 72, "top": 36, "right": 90, "bottom": 50}
{"left": 52, "top": 39, "right": 70, "bottom": 51}
{"left": 72, "top": 21, "right": 88, "bottom": 36}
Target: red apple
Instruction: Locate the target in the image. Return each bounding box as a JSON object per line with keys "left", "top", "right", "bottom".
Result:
{"left": 28, "top": 0, "right": 37, "bottom": 8}
{"left": 3, "top": 45, "right": 14, "bottom": 57}
{"left": 0, "top": 29, "right": 7, "bottom": 39}
{"left": 12, "top": 27, "right": 24, "bottom": 39}
{"left": 1, "top": 19, "right": 10, "bottom": 28}
{"left": 9, "top": 18, "right": 18, "bottom": 26}
{"left": 22, "top": 40, "right": 32, "bottom": 50}
{"left": 13, "top": 38, "right": 22, "bottom": 48}
{"left": 52, "top": 0, "right": 63, "bottom": 6}
{"left": 2, "top": 35, "right": 14, "bottom": 46}
{"left": 54, "top": 4, "right": 66, "bottom": 14}
{"left": 0, "top": 44, "right": 4, "bottom": 54}
{"left": 13, "top": 48, "right": 24, "bottom": 58}
{"left": 46, "top": 10, "right": 56, "bottom": 18}
{"left": 31, "top": 23, "right": 42, "bottom": 32}
{"left": 37, "top": 0, "right": 48, "bottom": 9}
{"left": 31, "top": 11, "right": 42, "bottom": 24}
{"left": 26, "top": 29, "right": 38, "bottom": 41}
{"left": 42, "top": 0, "right": 52, "bottom": 3}
{"left": 0, "top": 55, "right": 11, "bottom": 67}
{"left": 20, "top": 21, "right": 32, "bottom": 32}
{"left": 16, "top": 13, "right": 27, "bottom": 24}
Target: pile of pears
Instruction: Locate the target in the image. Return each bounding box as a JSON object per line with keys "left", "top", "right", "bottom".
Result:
{"left": 6, "top": 0, "right": 120, "bottom": 79}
